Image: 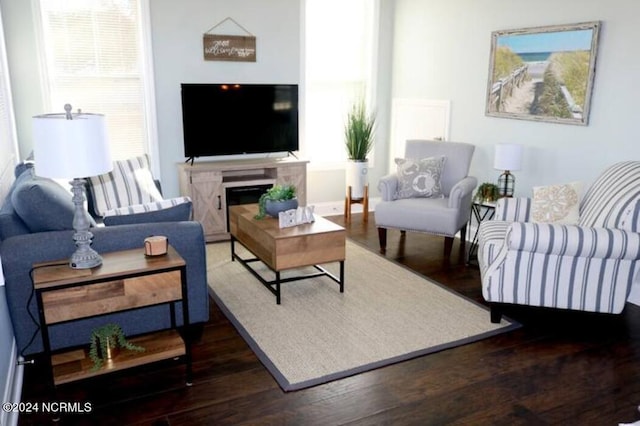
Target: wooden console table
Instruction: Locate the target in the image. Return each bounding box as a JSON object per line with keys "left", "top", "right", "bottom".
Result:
{"left": 178, "top": 158, "right": 308, "bottom": 242}
{"left": 31, "top": 246, "right": 191, "bottom": 386}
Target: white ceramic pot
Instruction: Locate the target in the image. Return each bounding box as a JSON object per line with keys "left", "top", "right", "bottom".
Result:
{"left": 346, "top": 160, "right": 368, "bottom": 199}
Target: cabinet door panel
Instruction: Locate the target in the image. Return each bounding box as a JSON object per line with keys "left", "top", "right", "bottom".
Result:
{"left": 190, "top": 173, "right": 225, "bottom": 235}
{"left": 277, "top": 166, "right": 307, "bottom": 205}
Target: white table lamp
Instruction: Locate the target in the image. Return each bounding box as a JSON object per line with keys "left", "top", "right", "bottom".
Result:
{"left": 33, "top": 104, "right": 112, "bottom": 269}
{"left": 494, "top": 143, "right": 523, "bottom": 197}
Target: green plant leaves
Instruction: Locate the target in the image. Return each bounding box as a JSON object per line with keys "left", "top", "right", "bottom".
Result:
{"left": 345, "top": 99, "right": 376, "bottom": 161}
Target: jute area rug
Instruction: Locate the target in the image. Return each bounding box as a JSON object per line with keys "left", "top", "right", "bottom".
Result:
{"left": 206, "top": 240, "right": 519, "bottom": 391}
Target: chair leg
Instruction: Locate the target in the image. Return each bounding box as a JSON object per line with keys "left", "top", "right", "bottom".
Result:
{"left": 444, "top": 236, "right": 454, "bottom": 258}
{"left": 459, "top": 224, "right": 467, "bottom": 251}
{"left": 377, "top": 227, "right": 387, "bottom": 252}
{"left": 490, "top": 304, "right": 502, "bottom": 323}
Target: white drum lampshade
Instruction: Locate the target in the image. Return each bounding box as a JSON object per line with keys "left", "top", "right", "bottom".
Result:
{"left": 493, "top": 143, "right": 523, "bottom": 197}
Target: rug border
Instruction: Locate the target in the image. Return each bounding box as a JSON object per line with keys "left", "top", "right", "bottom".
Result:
{"left": 208, "top": 239, "right": 521, "bottom": 392}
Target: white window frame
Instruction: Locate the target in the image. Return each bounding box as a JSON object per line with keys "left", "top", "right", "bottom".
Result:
{"left": 32, "top": 0, "right": 160, "bottom": 177}
{"left": 302, "top": 0, "right": 380, "bottom": 171}
{"left": 0, "top": 5, "right": 19, "bottom": 202}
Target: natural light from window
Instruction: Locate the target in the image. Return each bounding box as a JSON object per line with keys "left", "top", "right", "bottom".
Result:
{"left": 36, "top": 0, "right": 155, "bottom": 161}
{"left": 304, "top": 0, "right": 377, "bottom": 168}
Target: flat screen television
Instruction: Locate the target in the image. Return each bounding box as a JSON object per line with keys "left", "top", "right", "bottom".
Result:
{"left": 180, "top": 83, "right": 299, "bottom": 160}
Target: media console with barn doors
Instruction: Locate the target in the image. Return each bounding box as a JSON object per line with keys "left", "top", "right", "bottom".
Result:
{"left": 177, "top": 158, "right": 308, "bottom": 242}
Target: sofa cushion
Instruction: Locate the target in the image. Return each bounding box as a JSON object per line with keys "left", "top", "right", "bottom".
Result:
{"left": 394, "top": 156, "right": 446, "bottom": 199}
{"left": 11, "top": 168, "right": 96, "bottom": 233}
{"left": 0, "top": 165, "right": 34, "bottom": 240}
{"left": 531, "top": 181, "right": 581, "bottom": 224}
{"left": 87, "top": 154, "right": 163, "bottom": 217}
{"left": 103, "top": 197, "right": 192, "bottom": 226}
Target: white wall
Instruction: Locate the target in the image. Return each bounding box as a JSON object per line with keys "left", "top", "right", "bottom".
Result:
{"left": 1, "top": 0, "right": 394, "bottom": 206}
{"left": 392, "top": 0, "right": 640, "bottom": 196}
{"left": 149, "top": 0, "right": 301, "bottom": 198}
{"left": 6, "top": 0, "right": 637, "bottom": 205}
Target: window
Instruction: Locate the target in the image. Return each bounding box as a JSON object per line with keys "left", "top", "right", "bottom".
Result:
{"left": 304, "top": 0, "right": 378, "bottom": 168}
{"left": 0, "top": 6, "right": 19, "bottom": 200}
{"left": 36, "top": 0, "right": 157, "bottom": 162}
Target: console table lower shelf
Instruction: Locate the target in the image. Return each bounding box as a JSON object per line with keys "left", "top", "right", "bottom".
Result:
{"left": 51, "top": 330, "right": 185, "bottom": 385}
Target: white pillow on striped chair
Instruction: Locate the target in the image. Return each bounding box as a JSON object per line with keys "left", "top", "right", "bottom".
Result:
{"left": 87, "top": 154, "right": 163, "bottom": 217}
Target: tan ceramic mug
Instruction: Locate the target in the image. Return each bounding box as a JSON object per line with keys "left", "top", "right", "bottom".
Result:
{"left": 144, "top": 235, "right": 168, "bottom": 256}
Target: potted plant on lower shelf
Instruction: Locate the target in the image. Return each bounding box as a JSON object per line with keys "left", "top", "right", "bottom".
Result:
{"left": 255, "top": 184, "right": 298, "bottom": 219}
{"left": 89, "top": 323, "right": 145, "bottom": 371}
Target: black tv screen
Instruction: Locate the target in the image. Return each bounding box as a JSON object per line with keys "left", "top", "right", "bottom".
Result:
{"left": 181, "top": 83, "right": 299, "bottom": 159}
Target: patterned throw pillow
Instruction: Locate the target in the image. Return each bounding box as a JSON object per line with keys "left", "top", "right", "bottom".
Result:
{"left": 87, "top": 154, "right": 164, "bottom": 217}
{"left": 395, "top": 156, "right": 446, "bottom": 199}
{"left": 531, "top": 181, "right": 582, "bottom": 224}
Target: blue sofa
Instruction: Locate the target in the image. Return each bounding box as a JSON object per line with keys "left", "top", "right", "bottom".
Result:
{"left": 0, "top": 163, "right": 209, "bottom": 356}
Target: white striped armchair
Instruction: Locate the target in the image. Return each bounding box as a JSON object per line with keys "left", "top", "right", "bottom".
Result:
{"left": 478, "top": 161, "right": 640, "bottom": 323}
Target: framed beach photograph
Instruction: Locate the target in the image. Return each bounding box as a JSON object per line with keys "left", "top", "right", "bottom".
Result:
{"left": 485, "top": 21, "right": 600, "bottom": 125}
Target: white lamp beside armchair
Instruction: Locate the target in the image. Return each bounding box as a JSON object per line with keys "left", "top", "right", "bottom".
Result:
{"left": 493, "top": 143, "right": 523, "bottom": 197}
{"left": 33, "top": 104, "right": 112, "bottom": 269}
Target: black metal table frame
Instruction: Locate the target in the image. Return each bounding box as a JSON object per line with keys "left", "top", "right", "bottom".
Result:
{"left": 466, "top": 202, "right": 496, "bottom": 264}
{"left": 230, "top": 236, "right": 344, "bottom": 304}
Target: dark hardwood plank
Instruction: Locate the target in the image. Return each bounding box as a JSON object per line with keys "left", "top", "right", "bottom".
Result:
{"left": 17, "top": 213, "right": 640, "bottom": 425}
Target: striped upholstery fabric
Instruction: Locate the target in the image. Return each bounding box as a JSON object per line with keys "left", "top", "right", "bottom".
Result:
{"left": 103, "top": 196, "right": 191, "bottom": 217}
{"left": 620, "top": 200, "right": 640, "bottom": 233}
{"left": 477, "top": 220, "right": 510, "bottom": 272}
{"left": 494, "top": 197, "right": 531, "bottom": 222}
{"left": 579, "top": 161, "right": 640, "bottom": 229}
{"left": 478, "top": 161, "right": 640, "bottom": 315}
{"left": 87, "top": 154, "right": 164, "bottom": 217}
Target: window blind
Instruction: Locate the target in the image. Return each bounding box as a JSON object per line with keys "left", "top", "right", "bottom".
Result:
{"left": 37, "top": 0, "right": 151, "bottom": 161}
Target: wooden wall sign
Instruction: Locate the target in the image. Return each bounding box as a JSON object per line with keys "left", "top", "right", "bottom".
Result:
{"left": 203, "top": 17, "right": 256, "bottom": 62}
{"left": 203, "top": 34, "right": 256, "bottom": 62}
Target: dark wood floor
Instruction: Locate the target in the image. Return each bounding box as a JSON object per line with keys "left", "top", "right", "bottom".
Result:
{"left": 19, "top": 214, "right": 640, "bottom": 425}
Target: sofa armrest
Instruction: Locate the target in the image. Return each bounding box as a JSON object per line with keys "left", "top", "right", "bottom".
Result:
{"left": 506, "top": 222, "right": 640, "bottom": 260}
{"left": 0, "top": 221, "right": 209, "bottom": 355}
{"left": 494, "top": 197, "right": 532, "bottom": 222}
{"left": 378, "top": 174, "right": 398, "bottom": 201}
{"left": 448, "top": 176, "right": 477, "bottom": 209}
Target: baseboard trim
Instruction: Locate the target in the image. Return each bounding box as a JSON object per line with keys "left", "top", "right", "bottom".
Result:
{"left": 314, "top": 197, "right": 381, "bottom": 217}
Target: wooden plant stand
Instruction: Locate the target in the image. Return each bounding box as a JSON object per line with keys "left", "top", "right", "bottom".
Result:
{"left": 344, "top": 185, "right": 369, "bottom": 222}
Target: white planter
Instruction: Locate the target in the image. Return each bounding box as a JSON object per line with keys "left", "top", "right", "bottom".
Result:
{"left": 346, "top": 160, "right": 369, "bottom": 199}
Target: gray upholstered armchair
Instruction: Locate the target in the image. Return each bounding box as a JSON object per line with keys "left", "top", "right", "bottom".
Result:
{"left": 478, "top": 161, "right": 640, "bottom": 323}
{"left": 375, "top": 140, "right": 477, "bottom": 258}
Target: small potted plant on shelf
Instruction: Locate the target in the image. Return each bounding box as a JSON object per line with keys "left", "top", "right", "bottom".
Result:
{"left": 345, "top": 98, "right": 376, "bottom": 200}
{"left": 255, "top": 184, "right": 298, "bottom": 219}
{"left": 474, "top": 182, "right": 500, "bottom": 203}
{"left": 89, "top": 323, "right": 145, "bottom": 371}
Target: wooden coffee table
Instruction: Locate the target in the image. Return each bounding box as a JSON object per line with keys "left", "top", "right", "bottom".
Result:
{"left": 228, "top": 204, "right": 346, "bottom": 304}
